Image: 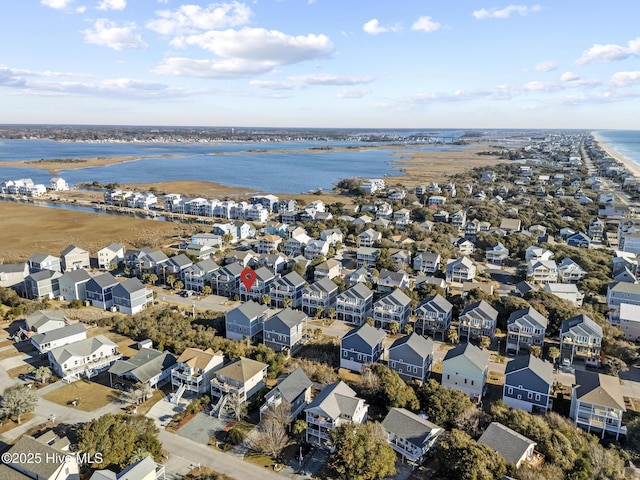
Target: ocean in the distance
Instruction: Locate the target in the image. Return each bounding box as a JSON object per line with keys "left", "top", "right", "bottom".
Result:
{"left": 594, "top": 130, "right": 640, "bottom": 167}
{"left": 0, "top": 136, "right": 465, "bottom": 194}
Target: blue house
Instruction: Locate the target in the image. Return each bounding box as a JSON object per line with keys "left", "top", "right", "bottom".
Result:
{"left": 503, "top": 355, "right": 554, "bottom": 413}
{"left": 567, "top": 232, "right": 591, "bottom": 248}
{"left": 85, "top": 272, "right": 119, "bottom": 310}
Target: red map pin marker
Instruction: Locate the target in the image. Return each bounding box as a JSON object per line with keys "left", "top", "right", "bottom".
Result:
{"left": 241, "top": 268, "right": 257, "bottom": 291}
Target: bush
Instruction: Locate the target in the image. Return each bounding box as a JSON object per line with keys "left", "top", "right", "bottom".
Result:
{"left": 227, "top": 427, "right": 245, "bottom": 445}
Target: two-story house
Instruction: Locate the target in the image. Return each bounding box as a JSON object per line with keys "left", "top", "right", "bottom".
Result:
{"left": 336, "top": 283, "right": 374, "bottom": 325}
{"left": 60, "top": 245, "right": 91, "bottom": 272}
{"left": 85, "top": 272, "right": 119, "bottom": 310}
{"left": 340, "top": 324, "right": 386, "bottom": 372}
{"left": 171, "top": 348, "right": 224, "bottom": 400}
{"left": 413, "top": 251, "right": 441, "bottom": 274}
{"left": 211, "top": 262, "right": 244, "bottom": 298}
{"left": 445, "top": 256, "right": 476, "bottom": 283}
{"left": 97, "top": 242, "right": 125, "bottom": 270}
{"left": 24, "top": 270, "right": 63, "bottom": 300}
{"left": 414, "top": 294, "right": 453, "bottom": 341}
{"left": 506, "top": 307, "right": 548, "bottom": 354}
{"left": 27, "top": 253, "right": 61, "bottom": 273}
{"left": 313, "top": 258, "right": 342, "bottom": 282}
{"left": 524, "top": 246, "right": 554, "bottom": 263}
{"left": 31, "top": 323, "right": 87, "bottom": 355}
{"left": 260, "top": 367, "right": 313, "bottom": 423}
{"left": 302, "top": 277, "right": 338, "bottom": 317}
{"left": 270, "top": 271, "right": 306, "bottom": 308}
{"left": 183, "top": 258, "right": 220, "bottom": 292}
{"left": 560, "top": 314, "right": 602, "bottom": 367}
{"left": 305, "top": 380, "right": 367, "bottom": 446}
{"left": 442, "top": 342, "right": 489, "bottom": 402}
{"left": 377, "top": 269, "right": 409, "bottom": 292}
{"left": 557, "top": 258, "right": 588, "bottom": 283}
{"left": 112, "top": 278, "right": 154, "bottom": 315}
{"left": 48, "top": 335, "right": 121, "bottom": 382}
{"left": 503, "top": 355, "right": 554, "bottom": 413}
{"left": 356, "top": 247, "right": 381, "bottom": 268}
{"left": 109, "top": 348, "right": 177, "bottom": 391}
{"left": 458, "top": 300, "right": 499, "bottom": 342}
{"left": 485, "top": 242, "right": 509, "bottom": 265}
{"left": 225, "top": 301, "right": 269, "bottom": 343}
{"left": 527, "top": 260, "right": 558, "bottom": 284}
{"left": 263, "top": 308, "right": 307, "bottom": 353}
{"left": 388, "top": 333, "right": 434, "bottom": 384}
{"left": 211, "top": 357, "right": 268, "bottom": 404}
{"left": 570, "top": 370, "right": 626, "bottom": 440}
{"left": 381, "top": 408, "right": 443, "bottom": 464}
{"left": 358, "top": 228, "right": 382, "bottom": 247}
{"left": 373, "top": 289, "right": 412, "bottom": 330}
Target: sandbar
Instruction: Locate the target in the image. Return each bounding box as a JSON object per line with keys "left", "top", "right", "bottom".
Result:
{"left": 0, "top": 154, "right": 177, "bottom": 175}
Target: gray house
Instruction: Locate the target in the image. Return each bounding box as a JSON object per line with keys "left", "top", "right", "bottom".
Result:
{"left": 381, "top": 407, "right": 443, "bottom": 464}
{"left": 239, "top": 266, "right": 276, "bottom": 302}
{"left": 24, "top": 270, "right": 62, "bottom": 300}
{"left": 225, "top": 300, "right": 269, "bottom": 343}
{"left": 27, "top": 253, "right": 61, "bottom": 273}
{"left": 414, "top": 294, "right": 453, "bottom": 341}
{"left": 58, "top": 268, "right": 92, "bottom": 302}
{"left": 560, "top": 314, "right": 602, "bottom": 367}
{"left": 336, "top": 283, "right": 373, "bottom": 325}
{"left": 503, "top": 355, "right": 554, "bottom": 413}
{"left": 302, "top": 277, "right": 338, "bottom": 317}
{"left": 31, "top": 323, "right": 87, "bottom": 355}
{"left": 263, "top": 308, "right": 307, "bottom": 353}
{"left": 0, "top": 262, "right": 28, "bottom": 289}
{"left": 388, "top": 333, "right": 435, "bottom": 384}
{"left": 458, "top": 300, "right": 499, "bottom": 342}
{"left": 25, "top": 310, "right": 67, "bottom": 334}
{"left": 211, "top": 262, "right": 244, "bottom": 298}
{"left": 112, "top": 278, "right": 154, "bottom": 315}
{"left": 182, "top": 258, "right": 219, "bottom": 292}
{"left": 340, "top": 323, "right": 386, "bottom": 372}
{"left": 270, "top": 271, "right": 306, "bottom": 308}
{"left": 85, "top": 272, "right": 119, "bottom": 310}
{"left": 413, "top": 251, "right": 441, "bottom": 275}
{"left": 260, "top": 367, "right": 312, "bottom": 422}
{"left": 109, "top": 348, "right": 177, "bottom": 390}
{"left": 478, "top": 422, "right": 539, "bottom": 469}
{"left": 373, "top": 289, "right": 412, "bottom": 330}
{"left": 506, "top": 307, "right": 547, "bottom": 354}
{"left": 60, "top": 245, "right": 90, "bottom": 272}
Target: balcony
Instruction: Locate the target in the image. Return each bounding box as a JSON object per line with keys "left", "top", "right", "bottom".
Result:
{"left": 63, "top": 353, "right": 122, "bottom": 377}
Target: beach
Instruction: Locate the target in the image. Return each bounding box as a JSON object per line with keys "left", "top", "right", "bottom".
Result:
{"left": 0, "top": 154, "right": 178, "bottom": 175}
{"left": 592, "top": 131, "right": 640, "bottom": 178}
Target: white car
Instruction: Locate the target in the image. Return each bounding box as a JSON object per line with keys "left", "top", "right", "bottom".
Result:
{"left": 561, "top": 358, "right": 571, "bottom": 367}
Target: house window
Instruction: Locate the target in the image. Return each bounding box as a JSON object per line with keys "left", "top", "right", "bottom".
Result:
{"left": 343, "top": 351, "right": 348, "bottom": 358}
{"left": 390, "top": 361, "right": 396, "bottom": 368}
{"left": 528, "top": 392, "right": 533, "bottom": 399}
{"left": 535, "top": 394, "right": 541, "bottom": 401}
{"left": 508, "top": 387, "right": 513, "bottom": 395}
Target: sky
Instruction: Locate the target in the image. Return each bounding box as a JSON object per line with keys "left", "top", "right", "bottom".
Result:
{"left": 1, "top": 1, "right": 639, "bottom": 129}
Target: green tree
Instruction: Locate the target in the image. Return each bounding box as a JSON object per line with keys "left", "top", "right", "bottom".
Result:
{"left": 365, "top": 317, "right": 375, "bottom": 326}
{"left": 261, "top": 294, "right": 271, "bottom": 306}
{"left": 365, "top": 364, "right": 419, "bottom": 412}
{"left": 530, "top": 345, "right": 542, "bottom": 358}
{"left": 389, "top": 321, "right": 400, "bottom": 335}
{"left": 202, "top": 285, "right": 212, "bottom": 296}
{"left": 479, "top": 335, "right": 491, "bottom": 350}
{"left": 148, "top": 273, "right": 159, "bottom": 286}
{"left": 33, "top": 366, "right": 52, "bottom": 384}
{"left": 1, "top": 385, "right": 38, "bottom": 424}
{"left": 447, "top": 327, "right": 459, "bottom": 344}
{"left": 283, "top": 296, "right": 293, "bottom": 309}
{"left": 315, "top": 306, "right": 324, "bottom": 319}
{"left": 548, "top": 346, "right": 561, "bottom": 364}
{"left": 292, "top": 419, "right": 307, "bottom": 440}
{"left": 166, "top": 275, "right": 176, "bottom": 289}
{"left": 414, "top": 379, "right": 473, "bottom": 428}
{"left": 174, "top": 280, "right": 184, "bottom": 291}
{"left": 329, "top": 422, "right": 396, "bottom": 480}
{"left": 436, "top": 429, "right": 506, "bottom": 480}
{"left": 403, "top": 323, "right": 414, "bottom": 334}
{"left": 328, "top": 307, "right": 336, "bottom": 320}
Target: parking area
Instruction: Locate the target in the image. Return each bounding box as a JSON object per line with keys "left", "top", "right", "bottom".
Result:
{"left": 147, "top": 397, "right": 187, "bottom": 428}
{"left": 153, "top": 287, "right": 239, "bottom": 313}
{"left": 177, "top": 411, "right": 231, "bottom": 445}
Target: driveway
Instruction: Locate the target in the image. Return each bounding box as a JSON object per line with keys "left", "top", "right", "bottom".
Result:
{"left": 177, "top": 412, "right": 231, "bottom": 445}
{"left": 147, "top": 397, "right": 186, "bottom": 429}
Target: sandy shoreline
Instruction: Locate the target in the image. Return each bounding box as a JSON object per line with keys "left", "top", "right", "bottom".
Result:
{"left": 0, "top": 154, "right": 178, "bottom": 175}
{"left": 591, "top": 131, "right": 640, "bottom": 178}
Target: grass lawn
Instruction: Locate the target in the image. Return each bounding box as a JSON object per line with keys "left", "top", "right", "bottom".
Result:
{"left": 43, "top": 379, "right": 121, "bottom": 411}
{"left": 183, "top": 466, "right": 234, "bottom": 480}
{"left": 244, "top": 450, "right": 276, "bottom": 469}
{"left": 487, "top": 371, "right": 504, "bottom": 385}
{"left": 338, "top": 368, "right": 361, "bottom": 385}
{"left": 0, "top": 413, "right": 35, "bottom": 434}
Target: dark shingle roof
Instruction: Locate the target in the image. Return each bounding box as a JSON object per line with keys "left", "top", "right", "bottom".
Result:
{"left": 477, "top": 422, "right": 535, "bottom": 466}
{"left": 273, "top": 367, "right": 312, "bottom": 403}
{"left": 382, "top": 408, "right": 442, "bottom": 448}
{"left": 389, "top": 333, "right": 434, "bottom": 359}
{"left": 504, "top": 355, "right": 554, "bottom": 386}
{"left": 343, "top": 323, "right": 386, "bottom": 349}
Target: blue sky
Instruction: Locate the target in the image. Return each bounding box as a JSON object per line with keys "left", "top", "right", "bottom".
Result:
{"left": 1, "top": 1, "right": 639, "bottom": 128}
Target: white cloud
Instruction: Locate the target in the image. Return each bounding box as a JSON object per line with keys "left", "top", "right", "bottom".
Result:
{"left": 147, "top": 2, "right": 252, "bottom": 35}
{"left": 610, "top": 71, "right": 640, "bottom": 87}
{"left": 76, "top": 5, "right": 86, "bottom": 13}
{"left": 362, "top": 19, "right": 400, "bottom": 35}
{"left": 473, "top": 4, "right": 541, "bottom": 20}
{"left": 170, "top": 27, "right": 332, "bottom": 64}
{"left": 560, "top": 71, "right": 579, "bottom": 82}
{"left": 250, "top": 73, "right": 374, "bottom": 90}
{"left": 97, "top": 0, "right": 126, "bottom": 11}
{"left": 575, "top": 37, "right": 640, "bottom": 65}
{"left": 154, "top": 57, "right": 275, "bottom": 78}
{"left": 337, "top": 89, "right": 371, "bottom": 99}
{"left": 411, "top": 16, "right": 442, "bottom": 33}
{"left": 41, "top": 0, "right": 74, "bottom": 9}
{"left": 532, "top": 60, "right": 558, "bottom": 72}
{"left": 82, "top": 19, "right": 148, "bottom": 51}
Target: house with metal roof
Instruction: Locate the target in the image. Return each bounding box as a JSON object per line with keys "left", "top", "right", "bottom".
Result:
{"left": 260, "top": 367, "right": 312, "bottom": 422}
{"left": 263, "top": 308, "right": 307, "bottom": 353}
{"left": 388, "top": 333, "right": 434, "bottom": 384}
{"left": 559, "top": 314, "right": 602, "bottom": 367}
{"left": 340, "top": 323, "right": 386, "bottom": 372}
{"left": 503, "top": 355, "right": 554, "bottom": 413}
{"left": 414, "top": 294, "right": 453, "bottom": 341}
{"left": 109, "top": 348, "right": 177, "bottom": 391}
{"left": 381, "top": 407, "right": 443, "bottom": 464}
{"left": 304, "top": 380, "right": 367, "bottom": 446}
{"left": 442, "top": 342, "right": 489, "bottom": 402}
{"left": 506, "top": 307, "right": 547, "bottom": 355}
{"left": 570, "top": 370, "right": 627, "bottom": 440}
{"left": 478, "top": 422, "right": 540, "bottom": 468}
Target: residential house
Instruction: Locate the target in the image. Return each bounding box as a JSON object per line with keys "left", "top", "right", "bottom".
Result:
{"left": 27, "top": 253, "right": 61, "bottom": 273}
{"left": 0, "top": 262, "right": 28, "bottom": 288}
{"left": 506, "top": 307, "right": 548, "bottom": 354}
{"left": 320, "top": 228, "right": 343, "bottom": 245}
{"left": 31, "top": 323, "right": 87, "bottom": 355}
{"left": 514, "top": 280, "right": 535, "bottom": 298}
{"left": 211, "top": 262, "right": 244, "bottom": 297}
{"left": 254, "top": 253, "right": 287, "bottom": 274}
{"left": 163, "top": 254, "right": 193, "bottom": 279}
{"left": 478, "top": 422, "right": 540, "bottom": 469}
{"left": 109, "top": 348, "right": 177, "bottom": 391}
{"left": 302, "top": 277, "right": 338, "bottom": 317}
{"left": 427, "top": 195, "right": 446, "bottom": 206}
{"left": 314, "top": 258, "right": 342, "bottom": 281}
{"left": 24, "top": 270, "right": 62, "bottom": 299}
{"left": 442, "top": 343, "right": 489, "bottom": 402}
{"left": 413, "top": 251, "right": 441, "bottom": 274}
{"left": 499, "top": 218, "right": 522, "bottom": 233}
{"left": 48, "top": 335, "right": 121, "bottom": 382}
{"left": 336, "top": 283, "right": 374, "bottom": 325}
{"left": 570, "top": 370, "right": 626, "bottom": 440}
{"left": 238, "top": 266, "right": 276, "bottom": 302}
{"left": 60, "top": 245, "right": 90, "bottom": 272}
{"left": 445, "top": 256, "right": 476, "bottom": 283}
{"left": 607, "top": 281, "right": 640, "bottom": 310}
{"left": 503, "top": 355, "right": 554, "bottom": 413}
{"left": 1, "top": 435, "right": 80, "bottom": 480}
{"left": 340, "top": 324, "right": 386, "bottom": 372}
{"left": 263, "top": 308, "right": 307, "bottom": 353}
{"left": 284, "top": 234, "right": 311, "bottom": 257}
{"left": 557, "top": 258, "right": 588, "bottom": 283}
{"left": 560, "top": 314, "right": 602, "bottom": 367}
{"left": 260, "top": 367, "right": 312, "bottom": 422}
{"left": 458, "top": 300, "right": 499, "bottom": 341}
{"left": 305, "top": 380, "right": 367, "bottom": 446}
{"left": 97, "top": 243, "right": 125, "bottom": 270}
{"left": 225, "top": 301, "right": 269, "bottom": 343}
{"left": 388, "top": 333, "right": 434, "bottom": 384}
{"left": 211, "top": 357, "right": 268, "bottom": 404}
{"left": 182, "top": 258, "right": 219, "bottom": 292}
{"left": 567, "top": 232, "right": 591, "bottom": 248}
{"left": 377, "top": 269, "right": 409, "bottom": 292}
{"left": 25, "top": 310, "right": 67, "bottom": 334}
{"left": 452, "top": 237, "right": 475, "bottom": 255}
{"left": 270, "top": 271, "right": 305, "bottom": 308}
{"left": 358, "top": 228, "right": 382, "bottom": 247}
{"left": 257, "top": 235, "right": 283, "bottom": 255}
{"left": 452, "top": 210, "right": 467, "bottom": 232}
{"left": 381, "top": 408, "right": 443, "bottom": 464}
{"left": 373, "top": 289, "right": 412, "bottom": 330}
{"left": 610, "top": 303, "right": 640, "bottom": 341}
{"left": 112, "top": 278, "right": 154, "bottom": 315}
{"left": 357, "top": 247, "right": 381, "bottom": 268}
{"left": 527, "top": 259, "right": 558, "bottom": 284}
{"left": 85, "top": 272, "right": 119, "bottom": 310}
{"left": 414, "top": 294, "right": 453, "bottom": 341}
{"left": 543, "top": 283, "right": 585, "bottom": 307}
{"left": 89, "top": 456, "right": 165, "bottom": 480}
{"left": 524, "top": 246, "right": 554, "bottom": 263}
{"left": 344, "top": 267, "right": 369, "bottom": 287}
{"left": 50, "top": 177, "right": 69, "bottom": 191}
{"left": 486, "top": 243, "right": 509, "bottom": 265}
{"left": 171, "top": 348, "right": 224, "bottom": 398}
{"left": 58, "top": 269, "right": 92, "bottom": 302}
{"left": 589, "top": 218, "right": 605, "bottom": 241}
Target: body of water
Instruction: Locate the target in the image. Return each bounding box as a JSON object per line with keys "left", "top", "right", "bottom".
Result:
{"left": 0, "top": 134, "right": 465, "bottom": 194}
{"left": 594, "top": 130, "right": 640, "bottom": 166}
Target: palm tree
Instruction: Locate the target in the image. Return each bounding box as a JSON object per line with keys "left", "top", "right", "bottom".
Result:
{"left": 315, "top": 306, "right": 324, "bottom": 319}
{"left": 148, "top": 273, "right": 159, "bottom": 286}
{"left": 261, "top": 294, "right": 271, "bottom": 306}
{"left": 366, "top": 317, "right": 375, "bottom": 326}
{"left": 530, "top": 345, "right": 542, "bottom": 358}
{"left": 166, "top": 275, "right": 176, "bottom": 289}
{"left": 174, "top": 280, "right": 184, "bottom": 291}
{"left": 282, "top": 296, "right": 292, "bottom": 309}
{"left": 202, "top": 285, "right": 212, "bottom": 296}
{"left": 389, "top": 321, "right": 400, "bottom": 335}
{"left": 479, "top": 336, "right": 491, "bottom": 350}
{"left": 548, "top": 346, "right": 560, "bottom": 364}
{"left": 447, "top": 327, "right": 459, "bottom": 345}
{"left": 328, "top": 308, "right": 336, "bottom": 321}
{"left": 403, "top": 323, "right": 414, "bottom": 334}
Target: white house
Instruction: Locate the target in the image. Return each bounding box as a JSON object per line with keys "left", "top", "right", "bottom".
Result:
{"left": 48, "top": 335, "right": 121, "bottom": 382}
{"left": 442, "top": 343, "right": 489, "bottom": 402}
